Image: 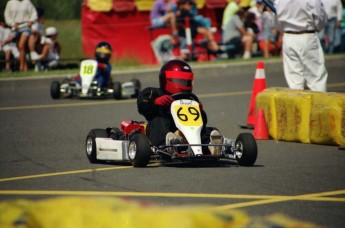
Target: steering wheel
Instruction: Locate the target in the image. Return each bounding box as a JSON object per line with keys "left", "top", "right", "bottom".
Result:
{"left": 171, "top": 92, "right": 199, "bottom": 102}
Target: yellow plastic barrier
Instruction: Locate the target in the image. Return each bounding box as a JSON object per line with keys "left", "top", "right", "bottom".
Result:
{"left": 275, "top": 93, "right": 312, "bottom": 143}
{"left": 256, "top": 87, "right": 345, "bottom": 147}
{"left": 0, "top": 197, "right": 320, "bottom": 228}
{"left": 310, "top": 93, "right": 345, "bottom": 147}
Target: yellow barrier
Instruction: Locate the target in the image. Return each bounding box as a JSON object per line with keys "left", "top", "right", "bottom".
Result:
{"left": 0, "top": 197, "right": 320, "bottom": 228}
{"left": 256, "top": 87, "right": 345, "bottom": 147}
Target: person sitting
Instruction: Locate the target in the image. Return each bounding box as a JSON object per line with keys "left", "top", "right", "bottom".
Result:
{"left": 137, "top": 59, "right": 221, "bottom": 155}
{"left": 4, "top": 0, "right": 37, "bottom": 71}
{"left": 35, "top": 26, "right": 61, "bottom": 71}
{"left": 222, "top": 9, "right": 255, "bottom": 59}
{"left": 28, "top": 7, "right": 45, "bottom": 61}
{"left": 74, "top": 41, "right": 112, "bottom": 90}
{"left": 0, "top": 16, "right": 19, "bottom": 72}
{"left": 150, "top": 0, "right": 178, "bottom": 35}
{"left": 175, "top": 0, "right": 219, "bottom": 60}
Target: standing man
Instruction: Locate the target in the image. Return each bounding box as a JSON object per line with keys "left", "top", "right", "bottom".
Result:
{"left": 274, "top": 0, "right": 329, "bottom": 92}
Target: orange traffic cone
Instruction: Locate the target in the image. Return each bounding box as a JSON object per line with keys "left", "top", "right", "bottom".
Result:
{"left": 240, "top": 61, "right": 267, "bottom": 129}
{"left": 254, "top": 109, "right": 269, "bottom": 140}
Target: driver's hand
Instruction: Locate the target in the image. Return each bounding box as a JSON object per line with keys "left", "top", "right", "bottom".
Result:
{"left": 154, "top": 95, "right": 174, "bottom": 107}
{"left": 98, "top": 63, "right": 107, "bottom": 70}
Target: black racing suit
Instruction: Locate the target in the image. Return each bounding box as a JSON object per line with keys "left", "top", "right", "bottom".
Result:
{"left": 137, "top": 87, "right": 216, "bottom": 148}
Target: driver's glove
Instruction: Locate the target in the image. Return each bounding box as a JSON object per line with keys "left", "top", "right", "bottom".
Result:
{"left": 154, "top": 95, "right": 174, "bottom": 107}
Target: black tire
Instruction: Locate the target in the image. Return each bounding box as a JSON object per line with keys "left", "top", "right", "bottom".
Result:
{"left": 50, "top": 80, "right": 61, "bottom": 99}
{"left": 131, "top": 79, "right": 141, "bottom": 98}
{"left": 128, "top": 133, "right": 151, "bottom": 167}
{"left": 113, "top": 82, "right": 122, "bottom": 99}
{"left": 235, "top": 133, "right": 257, "bottom": 166}
{"left": 85, "top": 129, "right": 108, "bottom": 163}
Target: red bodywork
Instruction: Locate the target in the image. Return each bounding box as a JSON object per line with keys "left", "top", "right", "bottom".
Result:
{"left": 121, "top": 120, "right": 146, "bottom": 135}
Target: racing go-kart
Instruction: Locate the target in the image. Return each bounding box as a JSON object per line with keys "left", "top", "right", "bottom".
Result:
{"left": 50, "top": 59, "right": 141, "bottom": 99}
{"left": 85, "top": 93, "right": 258, "bottom": 167}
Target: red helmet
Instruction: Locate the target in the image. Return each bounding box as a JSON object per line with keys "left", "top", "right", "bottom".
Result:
{"left": 159, "top": 59, "right": 194, "bottom": 94}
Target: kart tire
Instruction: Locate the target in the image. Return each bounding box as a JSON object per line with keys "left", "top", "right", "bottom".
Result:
{"left": 113, "top": 82, "right": 122, "bottom": 99}
{"left": 235, "top": 133, "right": 257, "bottom": 166}
{"left": 128, "top": 133, "right": 151, "bottom": 167}
{"left": 50, "top": 80, "right": 61, "bottom": 99}
{"left": 131, "top": 79, "right": 141, "bottom": 98}
{"left": 85, "top": 129, "right": 108, "bottom": 163}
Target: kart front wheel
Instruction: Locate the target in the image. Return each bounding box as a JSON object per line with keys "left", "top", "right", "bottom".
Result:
{"left": 235, "top": 133, "right": 257, "bottom": 166}
{"left": 85, "top": 129, "right": 108, "bottom": 163}
{"left": 128, "top": 133, "right": 151, "bottom": 167}
{"left": 113, "top": 82, "right": 122, "bottom": 99}
{"left": 50, "top": 80, "right": 61, "bottom": 99}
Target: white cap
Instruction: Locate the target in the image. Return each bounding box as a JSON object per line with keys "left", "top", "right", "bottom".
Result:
{"left": 45, "top": 27, "right": 58, "bottom": 36}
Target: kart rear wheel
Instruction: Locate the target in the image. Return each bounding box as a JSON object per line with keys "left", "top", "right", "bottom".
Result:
{"left": 50, "top": 80, "right": 61, "bottom": 99}
{"left": 131, "top": 79, "right": 141, "bottom": 98}
{"left": 128, "top": 133, "right": 151, "bottom": 167}
{"left": 113, "top": 82, "right": 122, "bottom": 99}
{"left": 85, "top": 129, "right": 108, "bottom": 163}
{"left": 235, "top": 133, "right": 257, "bottom": 166}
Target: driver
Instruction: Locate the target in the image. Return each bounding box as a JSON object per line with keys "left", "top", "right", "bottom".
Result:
{"left": 137, "top": 59, "right": 221, "bottom": 154}
{"left": 74, "top": 41, "right": 112, "bottom": 89}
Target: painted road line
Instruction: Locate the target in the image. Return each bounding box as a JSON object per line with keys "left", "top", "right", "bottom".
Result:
{"left": 0, "top": 166, "right": 132, "bottom": 182}
{"left": 214, "top": 189, "right": 345, "bottom": 210}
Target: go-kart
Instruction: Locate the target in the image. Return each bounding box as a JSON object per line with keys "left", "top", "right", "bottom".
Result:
{"left": 85, "top": 93, "right": 258, "bottom": 167}
{"left": 50, "top": 59, "right": 141, "bottom": 99}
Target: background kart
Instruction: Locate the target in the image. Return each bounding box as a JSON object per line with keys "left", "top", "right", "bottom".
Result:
{"left": 50, "top": 59, "right": 141, "bottom": 99}
{"left": 85, "top": 93, "right": 258, "bottom": 167}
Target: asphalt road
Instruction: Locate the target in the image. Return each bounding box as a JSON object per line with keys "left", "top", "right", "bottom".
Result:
{"left": 0, "top": 57, "right": 344, "bottom": 227}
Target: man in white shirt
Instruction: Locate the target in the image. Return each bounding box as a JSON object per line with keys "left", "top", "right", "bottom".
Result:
{"left": 274, "top": 0, "right": 329, "bottom": 92}
{"left": 319, "top": 0, "right": 343, "bottom": 53}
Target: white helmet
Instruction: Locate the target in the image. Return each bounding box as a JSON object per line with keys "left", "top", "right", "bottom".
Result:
{"left": 45, "top": 27, "right": 58, "bottom": 36}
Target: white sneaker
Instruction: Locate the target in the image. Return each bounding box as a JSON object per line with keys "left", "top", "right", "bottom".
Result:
{"left": 208, "top": 130, "right": 223, "bottom": 155}
{"left": 30, "top": 51, "right": 42, "bottom": 61}
{"left": 243, "top": 51, "right": 251, "bottom": 59}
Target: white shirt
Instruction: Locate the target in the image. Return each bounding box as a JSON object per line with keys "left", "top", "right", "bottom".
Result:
{"left": 321, "top": 0, "right": 343, "bottom": 21}
{"left": 275, "top": 0, "right": 328, "bottom": 32}
{"left": 4, "top": 0, "right": 37, "bottom": 27}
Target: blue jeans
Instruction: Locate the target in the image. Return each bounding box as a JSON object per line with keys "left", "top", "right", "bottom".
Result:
{"left": 318, "top": 17, "right": 337, "bottom": 54}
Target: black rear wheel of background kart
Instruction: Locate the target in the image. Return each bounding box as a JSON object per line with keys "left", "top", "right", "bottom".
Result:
{"left": 235, "top": 133, "right": 257, "bottom": 166}
{"left": 128, "top": 133, "right": 151, "bottom": 167}
{"left": 50, "top": 80, "right": 61, "bottom": 99}
{"left": 113, "top": 82, "right": 122, "bottom": 99}
{"left": 85, "top": 129, "right": 108, "bottom": 163}
{"left": 131, "top": 79, "right": 141, "bottom": 98}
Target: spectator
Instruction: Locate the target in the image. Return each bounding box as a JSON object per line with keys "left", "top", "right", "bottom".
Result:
{"left": 4, "top": 0, "right": 37, "bottom": 71}
{"left": 319, "top": 0, "right": 343, "bottom": 54}
{"left": 36, "top": 27, "right": 61, "bottom": 71}
{"left": 274, "top": 0, "right": 328, "bottom": 92}
{"left": 339, "top": 0, "right": 345, "bottom": 52}
{"left": 175, "top": 0, "right": 219, "bottom": 60}
{"left": 0, "top": 16, "right": 19, "bottom": 72}
{"left": 222, "top": 9, "right": 255, "bottom": 59}
{"left": 28, "top": 7, "right": 45, "bottom": 61}
{"left": 257, "top": 4, "right": 280, "bottom": 58}
{"left": 222, "top": 0, "right": 241, "bottom": 31}
{"left": 150, "top": 0, "right": 178, "bottom": 35}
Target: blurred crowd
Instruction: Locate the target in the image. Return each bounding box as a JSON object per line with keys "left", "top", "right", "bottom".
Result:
{"left": 150, "top": 0, "right": 345, "bottom": 61}
{"left": 0, "top": 0, "right": 61, "bottom": 72}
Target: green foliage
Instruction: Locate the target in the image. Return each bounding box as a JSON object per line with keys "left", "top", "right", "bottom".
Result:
{"left": 1, "top": 0, "right": 83, "bottom": 20}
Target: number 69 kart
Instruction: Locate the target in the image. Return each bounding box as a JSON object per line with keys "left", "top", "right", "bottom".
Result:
{"left": 50, "top": 59, "right": 141, "bottom": 99}
{"left": 85, "top": 93, "right": 258, "bottom": 167}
